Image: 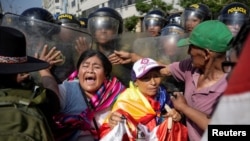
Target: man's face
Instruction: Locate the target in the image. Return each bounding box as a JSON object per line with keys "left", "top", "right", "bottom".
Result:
{"left": 188, "top": 45, "right": 208, "bottom": 68}
{"left": 227, "top": 24, "right": 241, "bottom": 37}
{"left": 147, "top": 25, "right": 161, "bottom": 37}
{"left": 94, "top": 28, "right": 116, "bottom": 44}
{"left": 185, "top": 17, "right": 201, "bottom": 33}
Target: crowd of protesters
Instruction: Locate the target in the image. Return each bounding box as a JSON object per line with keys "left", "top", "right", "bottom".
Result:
{"left": 0, "top": 1, "right": 250, "bottom": 141}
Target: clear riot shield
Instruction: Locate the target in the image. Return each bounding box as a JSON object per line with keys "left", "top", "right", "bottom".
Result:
{"left": 132, "top": 33, "right": 189, "bottom": 64}
{"left": 0, "top": 13, "right": 93, "bottom": 84}
{"left": 89, "top": 31, "right": 149, "bottom": 87}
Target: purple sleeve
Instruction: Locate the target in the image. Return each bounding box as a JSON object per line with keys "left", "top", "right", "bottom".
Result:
{"left": 169, "top": 58, "right": 192, "bottom": 82}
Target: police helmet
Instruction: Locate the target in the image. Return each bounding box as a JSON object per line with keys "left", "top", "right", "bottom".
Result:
{"left": 78, "top": 17, "right": 88, "bottom": 28}
{"left": 143, "top": 9, "right": 167, "bottom": 30}
{"left": 20, "top": 7, "right": 60, "bottom": 36}
{"left": 161, "top": 23, "right": 185, "bottom": 36}
{"left": 88, "top": 7, "right": 123, "bottom": 34}
{"left": 166, "top": 12, "right": 182, "bottom": 25}
{"left": 57, "top": 13, "right": 81, "bottom": 29}
{"left": 21, "top": 7, "right": 57, "bottom": 24}
{"left": 181, "top": 3, "right": 212, "bottom": 27}
{"left": 218, "top": 2, "right": 250, "bottom": 27}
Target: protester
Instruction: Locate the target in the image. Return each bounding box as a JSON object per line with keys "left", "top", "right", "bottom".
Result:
{"left": 109, "top": 20, "right": 233, "bottom": 141}
{"left": 180, "top": 3, "right": 212, "bottom": 34}
{"left": 100, "top": 58, "right": 187, "bottom": 141}
{"left": 143, "top": 8, "right": 167, "bottom": 37}
{"left": 39, "top": 49, "right": 126, "bottom": 141}
{"left": 0, "top": 26, "right": 61, "bottom": 141}
{"left": 218, "top": 2, "right": 250, "bottom": 37}
{"left": 88, "top": 7, "right": 133, "bottom": 87}
{"left": 160, "top": 20, "right": 233, "bottom": 141}
{"left": 200, "top": 20, "right": 250, "bottom": 141}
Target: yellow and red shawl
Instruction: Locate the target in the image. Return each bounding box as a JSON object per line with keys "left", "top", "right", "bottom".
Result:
{"left": 100, "top": 82, "right": 188, "bottom": 141}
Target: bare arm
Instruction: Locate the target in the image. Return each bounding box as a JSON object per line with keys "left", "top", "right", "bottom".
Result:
{"left": 36, "top": 45, "right": 63, "bottom": 95}
{"left": 160, "top": 64, "right": 172, "bottom": 76}
{"left": 108, "top": 50, "right": 143, "bottom": 65}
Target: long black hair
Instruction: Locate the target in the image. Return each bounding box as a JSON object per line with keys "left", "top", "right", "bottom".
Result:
{"left": 76, "top": 49, "right": 112, "bottom": 78}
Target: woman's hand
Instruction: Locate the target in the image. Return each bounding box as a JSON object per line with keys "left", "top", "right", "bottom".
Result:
{"left": 35, "top": 45, "right": 63, "bottom": 77}
{"left": 108, "top": 111, "right": 123, "bottom": 129}
{"left": 163, "top": 104, "right": 182, "bottom": 122}
{"left": 35, "top": 45, "right": 63, "bottom": 69}
{"left": 166, "top": 108, "right": 182, "bottom": 122}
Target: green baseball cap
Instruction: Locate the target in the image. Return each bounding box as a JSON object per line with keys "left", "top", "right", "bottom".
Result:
{"left": 177, "top": 20, "right": 233, "bottom": 52}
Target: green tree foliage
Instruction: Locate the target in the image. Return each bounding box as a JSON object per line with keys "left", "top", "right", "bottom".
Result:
{"left": 124, "top": 15, "right": 139, "bottom": 31}
{"left": 135, "top": 0, "right": 151, "bottom": 14}
{"left": 125, "top": 0, "right": 173, "bottom": 32}
{"left": 135, "top": 0, "right": 173, "bottom": 15}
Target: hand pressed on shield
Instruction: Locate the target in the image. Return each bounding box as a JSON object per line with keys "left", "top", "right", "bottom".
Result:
{"left": 36, "top": 45, "right": 64, "bottom": 67}
{"left": 75, "top": 36, "right": 90, "bottom": 55}
{"left": 109, "top": 50, "right": 143, "bottom": 65}
{"left": 35, "top": 45, "right": 64, "bottom": 77}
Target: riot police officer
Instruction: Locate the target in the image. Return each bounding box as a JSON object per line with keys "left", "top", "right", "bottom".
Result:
{"left": 57, "top": 13, "right": 81, "bottom": 29}
{"left": 88, "top": 7, "right": 132, "bottom": 87}
{"left": 143, "top": 9, "right": 167, "bottom": 37}
{"left": 218, "top": 2, "right": 250, "bottom": 37}
{"left": 20, "top": 7, "right": 59, "bottom": 40}
{"left": 87, "top": 7, "right": 125, "bottom": 55}
{"left": 181, "top": 3, "right": 212, "bottom": 34}
{"left": 78, "top": 17, "right": 88, "bottom": 29}
{"left": 21, "top": 7, "right": 57, "bottom": 24}
{"left": 19, "top": 7, "right": 60, "bottom": 84}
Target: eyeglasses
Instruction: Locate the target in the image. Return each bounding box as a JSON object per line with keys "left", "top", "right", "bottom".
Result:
{"left": 221, "top": 61, "right": 236, "bottom": 73}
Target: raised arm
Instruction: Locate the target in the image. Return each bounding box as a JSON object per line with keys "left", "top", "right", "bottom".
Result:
{"left": 36, "top": 45, "right": 63, "bottom": 95}
{"left": 108, "top": 50, "right": 143, "bottom": 65}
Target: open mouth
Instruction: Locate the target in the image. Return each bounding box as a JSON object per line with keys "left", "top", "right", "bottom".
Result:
{"left": 85, "top": 76, "right": 96, "bottom": 84}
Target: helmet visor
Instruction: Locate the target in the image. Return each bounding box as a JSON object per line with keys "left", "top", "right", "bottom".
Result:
{"left": 161, "top": 26, "right": 185, "bottom": 36}
{"left": 182, "top": 10, "right": 205, "bottom": 21}
{"left": 219, "top": 13, "right": 249, "bottom": 26}
{"left": 143, "top": 15, "right": 166, "bottom": 29}
{"left": 88, "top": 16, "right": 119, "bottom": 35}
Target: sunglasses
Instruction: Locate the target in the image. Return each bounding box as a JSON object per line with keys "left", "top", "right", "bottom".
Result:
{"left": 221, "top": 61, "right": 236, "bottom": 73}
